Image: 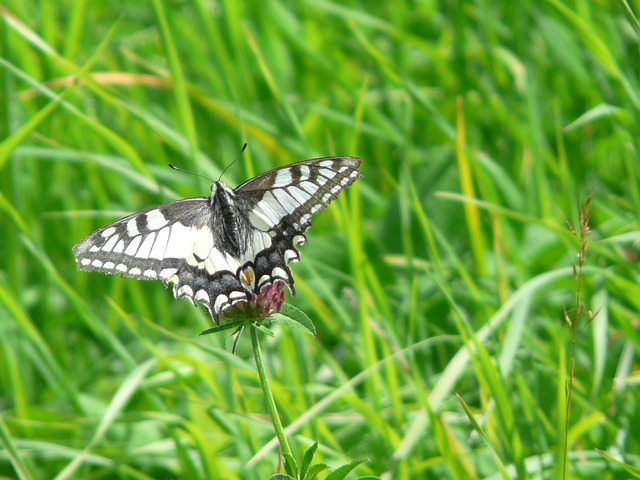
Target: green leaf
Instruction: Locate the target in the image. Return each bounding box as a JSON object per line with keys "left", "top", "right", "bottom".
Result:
{"left": 254, "top": 322, "right": 276, "bottom": 337}
{"left": 270, "top": 303, "right": 316, "bottom": 336}
{"left": 595, "top": 449, "right": 640, "bottom": 477}
{"left": 200, "top": 318, "right": 246, "bottom": 336}
{"left": 457, "top": 394, "right": 510, "bottom": 479}
{"left": 306, "top": 463, "right": 330, "bottom": 480}
{"left": 300, "top": 442, "right": 319, "bottom": 479}
{"left": 224, "top": 325, "right": 244, "bottom": 354}
{"left": 269, "top": 475, "right": 296, "bottom": 480}
{"left": 283, "top": 453, "right": 298, "bottom": 478}
{"left": 324, "top": 458, "right": 369, "bottom": 480}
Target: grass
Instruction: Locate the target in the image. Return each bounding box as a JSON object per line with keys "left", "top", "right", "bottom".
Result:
{"left": 1, "top": 0, "right": 640, "bottom": 478}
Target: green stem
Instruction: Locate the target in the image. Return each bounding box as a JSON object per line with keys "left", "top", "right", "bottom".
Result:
{"left": 250, "top": 324, "right": 293, "bottom": 459}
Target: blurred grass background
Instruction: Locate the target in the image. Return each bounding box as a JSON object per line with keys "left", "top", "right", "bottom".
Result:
{"left": 1, "top": 0, "right": 640, "bottom": 479}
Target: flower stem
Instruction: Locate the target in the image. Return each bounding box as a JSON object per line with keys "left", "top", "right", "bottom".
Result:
{"left": 250, "top": 324, "right": 293, "bottom": 459}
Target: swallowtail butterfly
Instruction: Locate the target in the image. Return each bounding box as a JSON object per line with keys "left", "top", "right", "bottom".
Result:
{"left": 73, "top": 157, "right": 362, "bottom": 323}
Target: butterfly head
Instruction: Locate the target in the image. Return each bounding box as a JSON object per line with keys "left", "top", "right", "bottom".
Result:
{"left": 210, "top": 181, "right": 236, "bottom": 203}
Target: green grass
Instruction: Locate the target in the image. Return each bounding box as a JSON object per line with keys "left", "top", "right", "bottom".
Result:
{"left": 1, "top": 1, "right": 640, "bottom": 478}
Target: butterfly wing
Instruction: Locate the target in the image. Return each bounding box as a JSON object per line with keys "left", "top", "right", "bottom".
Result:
{"left": 72, "top": 198, "right": 251, "bottom": 320}
{"left": 233, "top": 156, "right": 363, "bottom": 294}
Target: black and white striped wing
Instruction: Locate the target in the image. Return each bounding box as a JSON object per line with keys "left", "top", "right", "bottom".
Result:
{"left": 72, "top": 199, "right": 252, "bottom": 319}
{"left": 73, "top": 156, "right": 362, "bottom": 322}
{"left": 234, "top": 156, "right": 363, "bottom": 294}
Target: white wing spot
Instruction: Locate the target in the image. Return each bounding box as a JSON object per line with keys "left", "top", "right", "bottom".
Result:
{"left": 319, "top": 168, "right": 336, "bottom": 178}
{"left": 195, "top": 289, "right": 210, "bottom": 304}
{"left": 339, "top": 166, "right": 349, "bottom": 173}
{"left": 91, "top": 259, "right": 103, "bottom": 268}
{"left": 103, "top": 261, "right": 115, "bottom": 269}
{"left": 272, "top": 189, "right": 298, "bottom": 214}
{"left": 150, "top": 226, "right": 170, "bottom": 259}
{"left": 89, "top": 245, "right": 100, "bottom": 253}
{"left": 252, "top": 231, "right": 272, "bottom": 256}
{"left": 256, "top": 199, "right": 285, "bottom": 224}
{"left": 260, "top": 191, "right": 290, "bottom": 217}
{"left": 330, "top": 185, "right": 342, "bottom": 195}
{"left": 177, "top": 285, "right": 193, "bottom": 298}
{"left": 214, "top": 294, "right": 229, "bottom": 312}
{"left": 81, "top": 258, "right": 91, "bottom": 266}
{"left": 136, "top": 232, "right": 156, "bottom": 259}
{"left": 101, "top": 227, "right": 116, "bottom": 238}
{"left": 113, "top": 240, "right": 125, "bottom": 253}
{"left": 164, "top": 223, "right": 190, "bottom": 259}
{"left": 316, "top": 175, "right": 329, "bottom": 186}
{"left": 274, "top": 169, "right": 293, "bottom": 187}
{"left": 258, "top": 274, "right": 272, "bottom": 288}
{"left": 160, "top": 268, "right": 178, "bottom": 279}
{"left": 116, "top": 264, "right": 128, "bottom": 272}
{"left": 229, "top": 291, "right": 247, "bottom": 303}
{"left": 340, "top": 177, "right": 351, "bottom": 186}
{"left": 284, "top": 249, "right": 299, "bottom": 263}
{"left": 322, "top": 193, "right": 332, "bottom": 203}
{"left": 129, "top": 267, "right": 141, "bottom": 275}
{"left": 125, "top": 236, "right": 142, "bottom": 256}
{"left": 311, "top": 204, "right": 322, "bottom": 214}
{"left": 127, "top": 218, "right": 139, "bottom": 236}
{"left": 145, "top": 209, "right": 168, "bottom": 230}
{"left": 249, "top": 209, "right": 272, "bottom": 231}
{"left": 192, "top": 226, "right": 214, "bottom": 261}
{"left": 101, "top": 235, "right": 119, "bottom": 252}
{"left": 299, "top": 165, "right": 311, "bottom": 178}
{"left": 299, "top": 181, "right": 319, "bottom": 195}
{"left": 318, "top": 160, "right": 335, "bottom": 168}
{"left": 294, "top": 234, "right": 307, "bottom": 246}
{"left": 143, "top": 269, "right": 157, "bottom": 279}
{"left": 271, "top": 267, "right": 288, "bottom": 281}
{"left": 288, "top": 186, "right": 310, "bottom": 203}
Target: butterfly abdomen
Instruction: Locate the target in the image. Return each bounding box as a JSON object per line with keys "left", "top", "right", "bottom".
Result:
{"left": 212, "top": 181, "right": 247, "bottom": 258}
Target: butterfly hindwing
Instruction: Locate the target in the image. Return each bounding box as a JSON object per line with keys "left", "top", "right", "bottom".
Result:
{"left": 73, "top": 156, "right": 362, "bottom": 322}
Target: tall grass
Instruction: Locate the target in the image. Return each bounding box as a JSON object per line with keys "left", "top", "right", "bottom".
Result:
{"left": 1, "top": 1, "right": 639, "bottom": 478}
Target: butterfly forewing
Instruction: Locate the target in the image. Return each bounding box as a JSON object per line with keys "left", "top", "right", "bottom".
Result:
{"left": 73, "top": 156, "right": 362, "bottom": 322}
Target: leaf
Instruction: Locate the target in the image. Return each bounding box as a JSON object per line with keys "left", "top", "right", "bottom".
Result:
{"left": 270, "top": 303, "right": 316, "bottom": 336}
{"left": 306, "top": 463, "right": 330, "bottom": 480}
{"left": 300, "top": 442, "right": 319, "bottom": 479}
{"left": 200, "top": 317, "right": 246, "bottom": 336}
{"left": 324, "top": 458, "right": 369, "bottom": 480}
{"left": 254, "top": 322, "right": 276, "bottom": 337}
{"left": 269, "top": 475, "right": 296, "bottom": 480}
{"left": 595, "top": 449, "right": 640, "bottom": 477}
{"left": 224, "top": 325, "right": 244, "bottom": 354}
{"left": 283, "top": 452, "right": 298, "bottom": 478}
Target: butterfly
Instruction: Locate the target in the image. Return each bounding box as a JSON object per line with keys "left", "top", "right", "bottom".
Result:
{"left": 73, "top": 156, "right": 363, "bottom": 323}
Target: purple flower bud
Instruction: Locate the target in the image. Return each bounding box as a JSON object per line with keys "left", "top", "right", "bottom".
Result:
{"left": 221, "top": 281, "right": 286, "bottom": 321}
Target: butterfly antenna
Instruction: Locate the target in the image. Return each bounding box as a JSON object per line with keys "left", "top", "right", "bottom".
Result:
{"left": 217, "top": 143, "right": 248, "bottom": 182}
{"left": 168, "top": 143, "right": 247, "bottom": 183}
{"left": 167, "top": 163, "right": 216, "bottom": 183}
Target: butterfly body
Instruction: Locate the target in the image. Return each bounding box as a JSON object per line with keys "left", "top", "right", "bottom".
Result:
{"left": 73, "top": 157, "right": 362, "bottom": 322}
